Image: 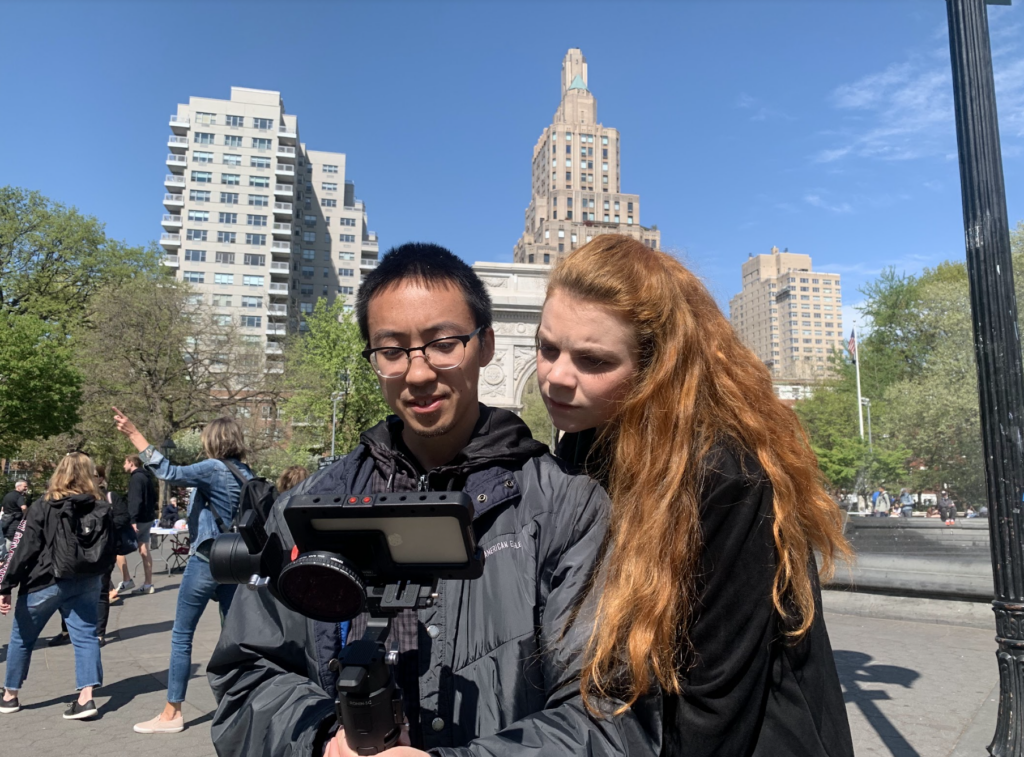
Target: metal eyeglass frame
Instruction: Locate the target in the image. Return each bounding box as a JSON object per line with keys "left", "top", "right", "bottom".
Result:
{"left": 361, "top": 327, "right": 483, "bottom": 378}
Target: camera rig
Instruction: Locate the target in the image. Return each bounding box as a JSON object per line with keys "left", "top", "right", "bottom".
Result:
{"left": 209, "top": 491, "right": 484, "bottom": 755}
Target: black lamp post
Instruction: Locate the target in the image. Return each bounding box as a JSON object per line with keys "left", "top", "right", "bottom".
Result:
{"left": 945, "top": 1, "right": 1021, "bottom": 754}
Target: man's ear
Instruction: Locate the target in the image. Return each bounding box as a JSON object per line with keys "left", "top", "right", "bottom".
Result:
{"left": 479, "top": 327, "right": 495, "bottom": 367}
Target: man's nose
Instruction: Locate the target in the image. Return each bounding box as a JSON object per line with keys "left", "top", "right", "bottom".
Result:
{"left": 404, "top": 352, "right": 438, "bottom": 384}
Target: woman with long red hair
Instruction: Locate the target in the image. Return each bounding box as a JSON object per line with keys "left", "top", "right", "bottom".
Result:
{"left": 536, "top": 234, "right": 854, "bottom": 756}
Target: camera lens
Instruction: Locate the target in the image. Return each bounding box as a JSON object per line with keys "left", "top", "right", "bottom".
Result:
{"left": 278, "top": 551, "right": 366, "bottom": 623}
{"left": 209, "top": 533, "right": 262, "bottom": 585}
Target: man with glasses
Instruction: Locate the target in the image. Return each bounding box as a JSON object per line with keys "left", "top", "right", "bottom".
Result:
{"left": 208, "top": 243, "right": 658, "bottom": 757}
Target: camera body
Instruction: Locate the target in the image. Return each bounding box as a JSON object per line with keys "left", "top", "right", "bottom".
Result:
{"left": 208, "top": 490, "right": 484, "bottom": 755}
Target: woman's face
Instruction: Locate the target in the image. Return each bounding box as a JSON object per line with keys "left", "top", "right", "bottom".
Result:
{"left": 537, "top": 291, "right": 639, "bottom": 433}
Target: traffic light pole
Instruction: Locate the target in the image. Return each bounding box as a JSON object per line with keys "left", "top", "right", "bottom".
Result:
{"left": 946, "top": 1, "right": 1023, "bottom": 754}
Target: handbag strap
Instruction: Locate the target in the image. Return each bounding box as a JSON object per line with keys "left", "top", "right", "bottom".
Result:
{"left": 205, "top": 459, "right": 249, "bottom": 534}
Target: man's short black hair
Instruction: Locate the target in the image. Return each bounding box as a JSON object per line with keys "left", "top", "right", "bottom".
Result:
{"left": 356, "top": 242, "right": 493, "bottom": 343}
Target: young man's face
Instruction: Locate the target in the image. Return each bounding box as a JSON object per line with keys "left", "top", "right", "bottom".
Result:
{"left": 123, "top": 459, "right": 134, "bottom": 474}
{"left": 365, "top": 279, "right": 494, "bottom": 447}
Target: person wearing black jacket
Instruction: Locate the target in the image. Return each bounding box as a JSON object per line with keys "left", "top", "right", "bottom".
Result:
{"left": 205, "top": 244, "right": 660, "bottom": 757}
{"left": 114, "top": 455, "right": 157, "bottom": 595}
{"left": 536, "top": 236, "right": 854, "bottom": 757}
{"left": 1, "top": 479, "right": 28, "bottom": 562}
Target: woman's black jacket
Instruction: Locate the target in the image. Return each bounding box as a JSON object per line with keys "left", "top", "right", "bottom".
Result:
{"left": 557, "top": 431, "right": 855, "bottom": 757}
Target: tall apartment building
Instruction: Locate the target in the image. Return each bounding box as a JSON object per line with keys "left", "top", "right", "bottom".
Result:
{"left": 729, "top": 247, "right": 844, "bottom": 383}
{"left": 513, "top": 49, "right": 660, "bottom": 265}
{"left": 160, "top": 87, "right": 379, "bottom": 373}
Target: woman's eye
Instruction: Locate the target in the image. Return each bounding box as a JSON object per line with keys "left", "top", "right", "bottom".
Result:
{"left": 538, "top": 344, "right": 558, "bottom": 358}
{"left": 580, "top": 356, "right": 608, "bottom": 369}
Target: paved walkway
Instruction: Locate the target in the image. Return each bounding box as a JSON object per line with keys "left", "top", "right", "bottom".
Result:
{"left": 0, "top": 572, "right": 1003, "bottom": 756}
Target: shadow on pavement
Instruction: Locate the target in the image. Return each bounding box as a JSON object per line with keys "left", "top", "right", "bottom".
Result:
{"left": 119, "top": 619, "right": 175, "bottom": 641}
{"left": 834, "top": 649, "right": 922, "bottom": 757}
{"left": 20, "top": 669, "right": 168, "bottom": 717}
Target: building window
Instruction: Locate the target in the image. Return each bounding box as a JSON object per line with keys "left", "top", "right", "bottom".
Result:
{"left": 240, "top": 315, "right": 262, "bottom": 328}
{"left": 558, "top": 244, "right": 564, "bottom": 252}
{"left": 244, "top": 254, "right": 265, "bottom": 266}
{"left": 222, "top": 174, "right": 240, "bottom": 186}
{"left": 189, "top": 190, "right": 211, "bottom": 202}
{"left": 224, "top": 134, "right": 242, "bottom": 148}
{"left": 528, "top": 254, "right": 535, "bottom": 263}
{"left": 212, "top": 294, "right": 231, "bottom": 307}
{"left": 322, "top": 182, "right": 338, "bottom": 191}
{"left": 191, "top": 171, "right": 212, "bottom": 183}
{"left": 221, "top": 154, "right": 241, "bottom": 167}
{"left": 251, "top": 156, "right": 271, "bottom": 169}
{"left": 184, "top": 249, "right": 206, "bottom": 262}
{"left": 187, "top": 210, "right": 209, "bottom": 222}
{"left": 323, "top": 165, "right": 339, "bottom": 174}
{"left": 627, "top": 216, "right": 633, "bottom": 225}
{"left": 219, "top": 212, "right": 237, "bottom": 224}
{"left": 248, "top": 194, "right": 268, "bottom": 206}
{"left": 251, "top": 137, "right": 272, "bottom": 151}
{"left": 303, "top": 231, "right": 316, "bottom": 242}
{"left": 250, "top": 176, "right": 270, "bottom": 188}
{"left": 338, "top": 268, "right": 354, "bottom": 277}
{"left": 544, "top": 254, "right": 551, "bottom": 263}
{"left": 220, "top": 192, "right": 239, "bottom": 204}
{"left": 243, "top": 275, "right": 264, "bottom": 287}
{"left": 215, "top": 251, "right": 235, "bottom": 264}
{"left": 302, "top": 249, "right": 316, "bottom": 261}
{"left": 565, "top": 133, "right": 572, "bottom": 141}
{"left": 194, "top": 132, "right": 214, "bottom": 145}
{"left": 253, "top": 118, "right": 273, "bottom": 131}
{"left": 214, "top": 273, "right": 234, "bottom": 285}
{"left": 247, "top": 214, "right": 267, "bottom": 227}
{"left": 217, "top": 231, "right": 236, "bottom": 244}
{"left": 185, "top": 229, "right": 207, "bottom": 241}
{"left": 339, "top": 234, "right": 356, "bottom": 243}
{"left": 245, "top": 233, "right": 266, "bottom": 246}
{"left": 338, "top": 285, "right": 354, "bottom": 294}
{"left": 223, "top": 114, "right": 243, "bottom": 127}
{"left": 304, "top": 215, "right": 317, "bottom": 227}
{"left": 322, "top": 199, "right": 338, "bottom": 208}
{"left": 339, "top": 218, "right": 356, "bottom": 226}
{"left": 192, "top": 151, "right": 214, "bottom": 164}
{"left": 301, "top": 266, "right": 315, "bottom": 278}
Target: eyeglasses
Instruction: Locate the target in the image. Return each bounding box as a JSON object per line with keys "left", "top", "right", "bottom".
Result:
{"left": 362, "top": 327, "right": 483, "bottom": 379}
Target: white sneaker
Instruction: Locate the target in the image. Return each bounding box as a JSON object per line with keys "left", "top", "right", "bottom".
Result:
{"left": 116, "top": 579, "right": 135, "bottom": 592}
{"left": 133, "top": 584, "right": 155, "bottom": 595}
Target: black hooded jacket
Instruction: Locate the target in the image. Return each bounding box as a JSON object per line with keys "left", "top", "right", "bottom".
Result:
{"left": 207, "top": 405, "right": 661, "bottom": 757}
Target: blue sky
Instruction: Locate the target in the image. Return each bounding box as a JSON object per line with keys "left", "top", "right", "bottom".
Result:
{"left": 2, "top": 0, "right": 1023, "bottom": 331}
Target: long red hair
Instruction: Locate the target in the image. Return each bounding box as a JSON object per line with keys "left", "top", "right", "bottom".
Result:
{"left": 546, "top": 235, "right": 851, "bottom": 710}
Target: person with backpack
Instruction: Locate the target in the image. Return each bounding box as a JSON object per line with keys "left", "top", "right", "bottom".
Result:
{"left": 0, "top": 452, "right": 114, "bottom": 720}
{"left": 111, "top": 409, "right": 261, "bottom": 735}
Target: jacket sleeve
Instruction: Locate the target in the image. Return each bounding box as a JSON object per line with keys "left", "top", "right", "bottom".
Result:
{"left": 0, "top": 500, "right": 47, "bottom": 595}
{"left": 433, "top": 473, "right": 662, "bottom": 757}
{"left": 661, "top": 450, "right": 778, "bottom": 757}
{"left": 140, "top": 448, "right": 219, "bottom": 488}
{"left": 207, "top": 476, "right": 339, "bottom": 757}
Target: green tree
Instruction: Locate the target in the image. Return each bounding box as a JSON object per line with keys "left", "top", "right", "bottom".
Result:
{"left": 0, "top": 186, "right": 157, "bottom": 328}
{"left": 520, "top": 373, "right": 556, "bottom": 448}
{"left": 282, "top": 300, "right": 389, "bottom": 460}
{"left": 0, "top": 312, "right": 81, "bottom": 457}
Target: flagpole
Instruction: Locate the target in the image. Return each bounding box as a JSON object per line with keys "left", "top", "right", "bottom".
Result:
{"left": 853, "top": 327, "right": 864, "bottom": 439}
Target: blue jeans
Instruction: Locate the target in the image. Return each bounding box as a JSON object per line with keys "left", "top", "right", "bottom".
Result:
{"left": 5, "top": 574, "right": 103, "bottom": 691}
{"left": 167, "top": 556, "right": 236, "bottom": 703}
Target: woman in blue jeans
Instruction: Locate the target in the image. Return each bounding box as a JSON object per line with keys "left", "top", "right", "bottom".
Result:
{"left": 113, "top": 409, "right": 252, "bottom": 735}
{"left": 0, "top": 452, "right": 108, "bottom": 720}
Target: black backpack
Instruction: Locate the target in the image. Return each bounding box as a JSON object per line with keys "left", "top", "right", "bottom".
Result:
{"left": 210, "top": 460, "right": 278, "bottom": 534}
{"left": 47, "top": 495, "right": 115, "bottom": 578}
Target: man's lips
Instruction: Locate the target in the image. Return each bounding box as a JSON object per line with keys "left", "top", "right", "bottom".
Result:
{"left": 406, "top": 396, "right": 446, "bottom": 413}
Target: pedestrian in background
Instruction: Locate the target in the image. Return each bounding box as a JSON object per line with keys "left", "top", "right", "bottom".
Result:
{"left": 113, "top": 409, "right": 251, "bottom": 735}
{"left": 0, "top": 452, "right": 113, "bottom": 720}
{"left": 1, "top": 479, "right": 29, "bottom": 562}
{"left": 275, "top": 465, "right": 309, "bottom": 495}
{"left": 899, "top": 488, "right": 914, "bottom": 518}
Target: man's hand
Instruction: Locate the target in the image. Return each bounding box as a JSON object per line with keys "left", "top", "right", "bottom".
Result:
{"left": 325, "top": 728, "right": 420, "bottom": 757}
{"left": 0, "top": 595, "right": 11, "bottom": 616}
{"left": 113, "top": 407, "right": 150, "bottom": 452}
{"left": 132, "top": 524, "right": 139, "bottom": 533}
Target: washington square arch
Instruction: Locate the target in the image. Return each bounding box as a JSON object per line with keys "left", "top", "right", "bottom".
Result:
{"left": 471, "top": 261, "right": 548, "bottom": 416}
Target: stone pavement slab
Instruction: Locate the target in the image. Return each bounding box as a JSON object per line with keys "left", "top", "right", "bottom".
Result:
{"left": 0, "top": 574, "right": 1007, "bottom": 757}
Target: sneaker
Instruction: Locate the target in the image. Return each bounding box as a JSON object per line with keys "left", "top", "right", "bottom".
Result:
{"left": 48, "top": 633, "right": 71, "bottom": 647}
{"left": 133, "top": 714, "right": 184, "bottom": 734}
{"left": 115, "top": 579, "right": 135, "bottom": 592}
{"left": 133, "top": 584, "right": 155, "bottom": 595}
{"left": 0, "top": 697, "right": 20, "bottom": 714}
{"left": 63, "top": 699, "right": 98, "bottom": 720}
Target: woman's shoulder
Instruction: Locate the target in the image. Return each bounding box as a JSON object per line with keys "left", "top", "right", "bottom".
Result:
{"left": 699, "top": 443, "right": 772, "bottom": 526}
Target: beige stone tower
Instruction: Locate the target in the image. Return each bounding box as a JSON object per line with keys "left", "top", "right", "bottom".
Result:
{"left": 160, "top": 87, "right": 379, "bottom": 373}
{"left": 513, "top": 49, "right": 660, "bottom": 265}
{"left": 729, "top": 247, "right": 845, "bottom": 386}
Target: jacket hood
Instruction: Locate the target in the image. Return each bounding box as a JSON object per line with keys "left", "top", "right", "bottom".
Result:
{"left": 359, "top": 403, "right": 548, "bottom": 488}
{"left": 47, "top": 492, "right": 98, "bottom": 508}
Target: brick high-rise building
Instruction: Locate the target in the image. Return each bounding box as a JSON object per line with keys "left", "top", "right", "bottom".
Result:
{"left": 729, "top": 247, "right": 845, "bottom": 384}
{"left": 160, "top": 87, "right": 379, "bottom": 373}
{"left": 513, "top": 49, "right": 660, "bottom": 266}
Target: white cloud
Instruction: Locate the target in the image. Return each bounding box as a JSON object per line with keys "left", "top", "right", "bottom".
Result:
{"left": 804, "top": 193, "right": 853, "bottom": 213}
{"left": 816, "top": 6, "right": 1024, "bottom": 165}
{"left": 735, "top": 91, "right": 793, "bottom": 122}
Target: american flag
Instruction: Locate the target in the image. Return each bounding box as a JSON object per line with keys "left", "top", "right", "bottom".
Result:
{"left": 848, "top": 329, "right": 857, "bottom": 361}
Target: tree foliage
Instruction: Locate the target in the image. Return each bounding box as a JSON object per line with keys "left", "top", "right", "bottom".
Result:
{"left": 281, "top": 299, "right": 389, "bottom": 462}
